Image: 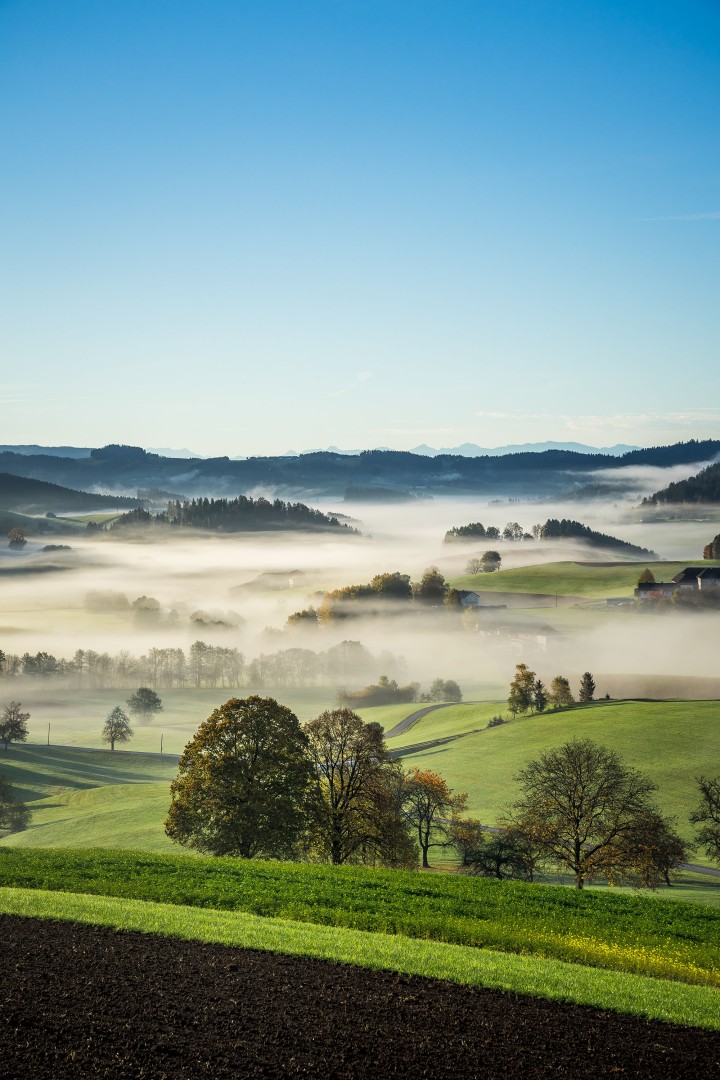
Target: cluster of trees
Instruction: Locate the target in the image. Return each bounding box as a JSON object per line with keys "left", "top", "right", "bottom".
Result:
{"left": 110, "top": 496, "right": 357, "bottom": 535}
{"left": 7, "top": 528, "right": 27, "bottom": 548}
{"left": 338, "top": 674, "right": 462, "bottom": 709}
{"left": 161, "top": 696, "right": 717, "bottom": 887}
{"left": 0, "top": 640, "right": 398, "bottom": 692}
{"left": 444, "top": 521, "right": 530, "bottom": 544}
{"left": 99, "top": 689, "right": 164, "bottom": 750}
{"left": 444, "top": 517, "right": 654, "bottom": 558}
{"left": 291, "top": 567, "right": 451, "bottom": 624}
{"left": 464, "top": 552, "right": 502, "bottom": 574}
{"left": 507, "top": 664, "right": 596, "bottom": 717}
{"left": 165, "top": 699, "right": 470, "bottom": 869}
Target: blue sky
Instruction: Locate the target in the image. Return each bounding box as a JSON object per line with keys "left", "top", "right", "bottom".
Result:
{"left": 1, "top": 0, "right": 718, "bottom": 455}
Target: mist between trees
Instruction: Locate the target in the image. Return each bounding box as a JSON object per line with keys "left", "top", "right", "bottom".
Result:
{"left": 0, "top": 640, "right": 405, "bottom": 691}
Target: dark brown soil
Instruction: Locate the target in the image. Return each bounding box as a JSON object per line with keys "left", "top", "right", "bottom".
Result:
{"left": 2, "top": 915, "right": 720, "bottom": 1078}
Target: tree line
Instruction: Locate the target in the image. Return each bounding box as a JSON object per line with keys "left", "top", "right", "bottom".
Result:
{"left": 505, "top": 663, "right": 598, "bottom": 716}
{"left": 0, "top": 639, "right": 397, "bottom": 690}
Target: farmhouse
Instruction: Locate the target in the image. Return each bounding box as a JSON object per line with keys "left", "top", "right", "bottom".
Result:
{"left": 634, "top": 566, "right": 720, "bottom": 600}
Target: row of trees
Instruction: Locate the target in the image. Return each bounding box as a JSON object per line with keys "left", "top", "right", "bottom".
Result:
{"left": 507, "top": 664, "right": 596, "bottom": 716}
{"left": 0, "top": 640, "right": 396, "bottom": 691}
{"left": 338, "top": 675, "right": 462, "bottom": 710}
{"left": 296, "top": 568, "right": 452, "bottom": 624}
{"left": 162, "top": 697, "right": 720, "bottom": 888}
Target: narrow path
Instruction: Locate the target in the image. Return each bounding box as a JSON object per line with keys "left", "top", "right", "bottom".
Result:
{"left": 384, "top": 701, "right": 472, "bottom": 739}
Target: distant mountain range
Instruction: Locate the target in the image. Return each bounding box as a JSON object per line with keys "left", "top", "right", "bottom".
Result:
{"left": 408, "top": 441, "right": 640, "bottom": 457}
{"left": 283, "top": 442, "right": 640, "bottom": 457}
{"left": 0, "top": 439, "right": 715, "bottom": 502}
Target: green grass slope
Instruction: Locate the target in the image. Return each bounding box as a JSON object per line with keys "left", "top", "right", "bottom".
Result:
{"left": 387, "top": 699, "right": 720, "bottom": 846}
{"left": 0, "top": 850, "right": 718, "bottom": 990}
{"left": 451, "top": 560, "right": 720, "bottom": 598}
{"left": 3, "top": 888, "right": 718, "bottom": 1029}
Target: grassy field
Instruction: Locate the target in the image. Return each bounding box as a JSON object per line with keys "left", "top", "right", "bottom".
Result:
{"left": 19, "top": 686, "right": 343, "bottom": 755}
{"left": 384, "top": 699, "right": 720, "bottom": 845}
{"left": 3, "top": 887, "right": 718, "bottom": 1030}
{"left": 451, "top": 559, "right": 720, "bottom": 598}
{"left": 0, "top": 849, "right": 718, "bottom": 989}
{"left": 2, "top": 698, "right": 718, "bottom": 862}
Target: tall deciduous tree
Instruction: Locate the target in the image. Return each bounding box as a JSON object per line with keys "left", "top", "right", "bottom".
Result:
{"left": 508, "top": 663, "right": 535, "bottom": 716}
{"left": 509, "top": 738, "right": 660, "bottom": 888}
{"left": 413, "top": 567, "right": 448, "bottom": 605}
{"left": 166, "top": 696, "right": 315, "bottom": 859}
{"left": 480, "top": 550, "right": 501, "bottom": 572}
{"left": 690, "top": 775, "right": 720, "bottom": 865}
{"left": 549, "top": 675, "right": 574, "bottom": 708}
{"left": 0, "top": 701, "right": 30, "bottom": 751}
{"left": 102, "top": 706, "right": 133, "bottom": 751}
{"left": 303, "top": 709, "right": 412, "bottom": 866}
{"left": 402, "top": 767, "right": 467, "bottom": 868}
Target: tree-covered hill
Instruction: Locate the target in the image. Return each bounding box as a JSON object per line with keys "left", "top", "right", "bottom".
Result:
{"left": 0, "top": 440, "right": 717, "bottom": 500}
{"left": 0, "top": 472, "right": 141, "bottom": 515}
{"left": 111, "top": 496, "right": 358, "bottom": 534}
{"left": 643, "top": 462, "right": 720, "bottom": 505}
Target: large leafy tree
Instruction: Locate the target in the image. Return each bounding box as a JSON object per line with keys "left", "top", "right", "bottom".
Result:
{"left": 303, "top": 709, "right": 414, "bottom": 866}
{"left": 166, "top": 696, "right": 315, "bottom": 859}
{"left": 690, "top": 775, "right": 720, "bottom": 865}
{"left": 0, "top": 701, "right": 30, "bottom": 751}
{"left": 509, "top": 738, "right": 660, "bottom": 888}
{"left": 413, "top": 566, "right": 448, "bottom": 605}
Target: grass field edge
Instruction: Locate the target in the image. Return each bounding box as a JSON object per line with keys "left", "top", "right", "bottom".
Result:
{"left": 2, "top": 887, "right": 719, "bottom": 1031}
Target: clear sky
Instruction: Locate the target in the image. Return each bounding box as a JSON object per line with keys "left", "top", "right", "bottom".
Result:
{"left": 1, "top": 0, "right": 718, "bottom": 455}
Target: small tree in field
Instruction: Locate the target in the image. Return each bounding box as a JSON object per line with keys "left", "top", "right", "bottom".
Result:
{"left": 102, "top": 707, "right": 133, "bottom": 751}
{"left": 508, "top": 663, "right": 535, "bottom": 717}
{"left": 637, "top": 568, "right": 656, "bottom": 585}
{"left": 465, "top": 558, "right": 484, "bottom": 575}
{"left": 579, "top": 672, "right": 596, "bottom": 703}
{"left": 690, "top": 776, "right": 720, "bottom": 866}
{"left": 8, "top": 528, "right": 27, "bottom": 549}
{"left": 0, "top": 775, "right": 30, "bottom": 834}
{"left": 402, "top": 767, "right": 467, "bottom": 868}
{"left": 0, "top": 701, "right": 30, "bottom": 750}
{"left": 126, "top": 687, "right": 164, "bottom": 723}
{"left": 549, "top": 675, "right": 574, "bottom": 709}
{"left": 533, "top": 679, "right": 548, "bottom": 714}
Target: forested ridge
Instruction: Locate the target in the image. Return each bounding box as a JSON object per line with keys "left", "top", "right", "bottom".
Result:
{"left": 111, "top": 495, "right": 356, "bottom": 533}
{"left": 0, "top": 439, "right": 717, "bottom": 499}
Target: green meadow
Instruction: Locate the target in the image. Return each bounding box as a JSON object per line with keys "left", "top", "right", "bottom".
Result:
{"left": 451, "top": 559, "right": 720, "bottom": 598}
{"left": 0, "top": 849, "right": 718, "bottom": 990}
{"left": 2, "top": 698, "right": 718, "bottom": 873}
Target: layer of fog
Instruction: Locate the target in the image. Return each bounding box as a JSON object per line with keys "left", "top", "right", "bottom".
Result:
{"left": 1, "top": 494, "right": 718, "bottom": 710}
